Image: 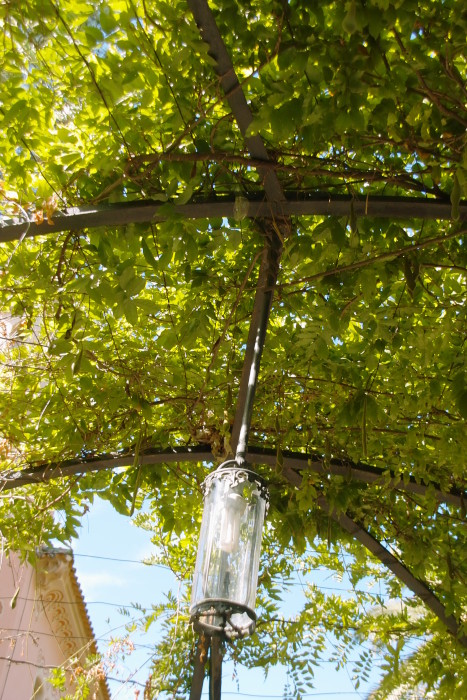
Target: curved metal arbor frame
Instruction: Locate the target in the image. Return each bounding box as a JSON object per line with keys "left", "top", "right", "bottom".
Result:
{"left": 2, "top": 1, "right": 467, "bottom": 697}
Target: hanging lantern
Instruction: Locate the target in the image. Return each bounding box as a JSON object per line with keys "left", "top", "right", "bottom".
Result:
{"left": 190, "top": 460, "right": 269, "bottom": 639}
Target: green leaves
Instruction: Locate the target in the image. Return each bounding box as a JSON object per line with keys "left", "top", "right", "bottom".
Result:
{"left": 0, "top": 1, "right": 466, "bottom": 696}
{"left": 141, "top": 237, "right": 159, "bottom": 270}
{"left": 452, "top": 371, "right": 467, "bottom": 419}
{"left": 342, "top": 1, "right": 359, "bottom": 35}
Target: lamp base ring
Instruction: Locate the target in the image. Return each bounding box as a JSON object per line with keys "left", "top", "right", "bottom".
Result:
{"left": 190, "top": 598, "right": 256, "bottom": 639}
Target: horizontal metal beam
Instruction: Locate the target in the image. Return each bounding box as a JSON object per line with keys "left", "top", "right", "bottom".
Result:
{"left": 247, "top": 446, "right": 465, "bottom": 507}
{"left": 1, "top": 444, "right": 464, "bottom": 508}
{"left": 0, "top": 199, "right": 235, "bottom": 242}
{"left": 0, "top": 445, "right": 212, "bottom": 489}
{"left": 2, "top": 194, "right": 465, "bottom": 242}
{"left": 3, "top": 441, "right": 463, "bottom": 643}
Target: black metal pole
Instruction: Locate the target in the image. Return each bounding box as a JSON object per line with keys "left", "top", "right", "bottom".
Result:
{"left": 234, "top": 233, "right": 282, "bottom": 464}
{"left": 234, "top": 274, "right": 274, "bottom": 463}
{"left": 189, "top": 637, "right": 207, "bottom": 700}
{"left": 209, "top": 637, "right": 223, "bottom": 700}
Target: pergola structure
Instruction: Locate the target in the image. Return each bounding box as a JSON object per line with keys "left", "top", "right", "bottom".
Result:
{"left": 1, "top": 0, "right": 466, "bottom": 697}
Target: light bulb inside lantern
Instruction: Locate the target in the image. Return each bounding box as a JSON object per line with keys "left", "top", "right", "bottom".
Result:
{"left": 219, "top": 492, "right": 247, "bottom": 553}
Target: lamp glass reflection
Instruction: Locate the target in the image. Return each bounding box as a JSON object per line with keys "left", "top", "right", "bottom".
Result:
{"left": 190, "top": 462, "right": 268, "bottom": 639}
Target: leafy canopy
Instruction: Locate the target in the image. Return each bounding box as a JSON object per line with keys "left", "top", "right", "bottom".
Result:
{"left": 0, "top": 0, "right": 466, "bottom": 697}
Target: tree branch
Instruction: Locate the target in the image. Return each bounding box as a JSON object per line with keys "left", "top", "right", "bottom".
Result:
{"left": 281, "top": 228, "right": 466, "bottom": 290}
{"left": 392, "top": 28, "right": 467, "bottom": 129}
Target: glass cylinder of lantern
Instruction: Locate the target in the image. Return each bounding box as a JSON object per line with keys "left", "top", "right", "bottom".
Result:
{"left": 190, "top": 460, "right": 269, "bottom": 639}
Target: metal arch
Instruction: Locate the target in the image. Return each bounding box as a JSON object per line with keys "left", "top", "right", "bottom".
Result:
{"left": 1, "top": 0, "right": 465, "bottom": 676}
{"left": 181, "top": 2, "right": 467, "bottom": 656}
{"left": 2, "top": 443, "right": 464, "bottom": 508}
{"left": 317, "top": 494, "right": 467, "bottom": 648}
{"left": 1, "top": 194, "right": 466, "bottom": 242}
{"left": 3, "top": 440, "right": 465, "bottom": 646}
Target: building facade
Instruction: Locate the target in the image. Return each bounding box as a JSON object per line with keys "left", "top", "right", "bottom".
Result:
{"left": 0, "top": 549, "right": 110, "bottom": 700}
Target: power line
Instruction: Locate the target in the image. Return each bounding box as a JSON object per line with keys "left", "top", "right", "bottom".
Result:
{"left": 198, "top": 693, "right": 363, "bottom": 698}
{"left": 73, "top": 552, "right": 173, "bottom": 571}
{"left": 0, "top": 596, "right": 149, "bottom": 610}
{"left": 72, "top": 552, "right": 392, "bottom": 597}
